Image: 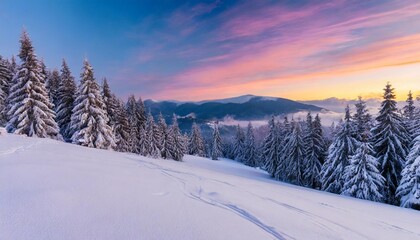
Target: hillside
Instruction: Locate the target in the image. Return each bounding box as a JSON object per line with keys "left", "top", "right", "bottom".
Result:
{"left": 145, "top": 95, "right": 323, "bottom": 122}
{"left": 1, "top": 133, "right": 420, "bottom": 240}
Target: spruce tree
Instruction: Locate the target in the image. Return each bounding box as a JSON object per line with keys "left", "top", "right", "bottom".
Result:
{"left": 0, "top": 56, "right": 10, "bottom": 126}
{"left": 342, "top": 134, "right": 385, "bottom": 202}
{"left": 303, "top": 113, "right": 325, "bottom": 188}
{"left": 125, "top": 95, "right": 142, "bottom": 153}
{"left": 6, "top": 31, "right": 59, "bottom": 138}
{"left": 262, "top": 116, "right": 281, "bottom": 178}
{"left": 158, "top": 113, "right": 172, "bottom": 159}
{"left": 168, "top": 114, "right": 184, "bottom": 161}
{"left": 101, "top": 78, "right": 119, "bottom": 127}
{"left": 243, "top": 122, "right": 257, "bottom": 167}
{"left": 45, "top": 69, "right": 60, "bottom": 107}
{"left": 353, "top": 97, "right": 372, "bottom": 141}
{"left": 113, "top": 99, "right": 131, "bottom": 152}
{"left": 70, "top": 59, "right": 114, "bottom": 149}
{"left": 278, "top": 119, "right": 305, "bottom": 185}
{"left": 211, "top": 122, "right": 223, "bottom": 160}
{"left": 402, "top": 91, "right": 416, "bottom": 137}
{"left": 233, "top": 124, "right": 245, "bottom": 162}
{"left": 321, "top": 106, "right": 359, "bottom": 193}
{"left": 396, "top": 127, "right": 420, "bottom": 209}
{"left": 146, "top": 112, "right": 161, "bottom": 158}
{"left": 188, "top": 122, "right": 205, "bottom": 157}
{"left": 56, "top": 59, "right": 77, "bottom": 141}
{"left": 276, "top": 117, "right": 293, "bottom": 180}
{"left": 5, "top": 56, "right": 18, "bottom": 120}
{"left": 372, "top": 83, "right": 411, "bottom": 204}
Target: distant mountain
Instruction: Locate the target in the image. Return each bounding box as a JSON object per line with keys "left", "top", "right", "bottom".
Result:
{"left": 145, "top": 94, "right": 324, "bottom": 123}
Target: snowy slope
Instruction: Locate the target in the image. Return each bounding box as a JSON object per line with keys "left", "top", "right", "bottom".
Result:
{"left": 1, "top": 133, "right": 420, "bottom": 240}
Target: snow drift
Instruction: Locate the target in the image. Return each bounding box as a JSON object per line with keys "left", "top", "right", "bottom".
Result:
{"left": 1, "top": 133, "right": 420, "bottom": 240}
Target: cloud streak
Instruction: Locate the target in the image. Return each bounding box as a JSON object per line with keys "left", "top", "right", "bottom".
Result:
{"left": 113, "top": 0, "right": 420, "bottom": 101}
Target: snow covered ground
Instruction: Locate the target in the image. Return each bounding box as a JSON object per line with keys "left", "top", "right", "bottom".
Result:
{"left": 1, "top": 133, "right": 420, "bottom": 240}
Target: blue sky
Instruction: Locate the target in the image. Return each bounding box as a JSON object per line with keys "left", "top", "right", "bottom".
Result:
{"left": 1, "top": 0, "right": 419, "bottom": 101}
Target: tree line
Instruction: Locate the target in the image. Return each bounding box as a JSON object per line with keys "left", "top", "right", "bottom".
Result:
{"left": 226, "top": 84, "right": 420, "bottom": 210}
{"left": 0, "top": 30, "right": 419, "bottom": 210}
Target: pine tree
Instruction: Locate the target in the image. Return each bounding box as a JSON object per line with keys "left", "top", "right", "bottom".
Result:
{"left": 182, "top": 132, "right": 189, "bottom": 154}
{"left": 8, "top": 56, "right": 17, "bottom": 73}
{"left": 136, "top": 99, "right": 148, "bottom": 156}
{"left": 223, "top": 137, "right": 235, "bottom": 160}
{"left": 233, "top": 124, "right": 245, "bottom": 162}
{"left": 321, "top": 106, "right": 359, "bottom": 193}
{"left": 101, "top": 78, "right": 119, "bottom": 127}
{"left": 145, "top": 112, "right": 161, "bottom": 158}
{"left": 158, "top": 113, "right": 172, "bottom": 159}
{"left": 243, "top": 122, "right": 257, "bottom": 167}
{"left": 188, "top": 122, "right": 205, "bottom": 157}
{"left": 402, "top": 91, "right": 416, "bottom": 137}
{"left": 0, "top": 56, "right": 10, "bottom": 126}
{"left": 70, "top": 59, "right": 114, "bottom": 149}
{"left": 372, "top": 83, "right": 411, "bottom": 204}
{"left": 38, "top": 60, "right": 48, "bottom": 85}
{"left": 342, "top": 134, "right": 385, "bottom": 202}
{"left": 45, "top": 69, "right": 60, "bottom": 107}
{"left": 396, "top": 122, "right": 420, "bottom": 209}
{"left": 137, "top": 97, "right": 147, "bottom": 127}
{"left": 168, "top": 114, "right": 184, "bottom": 161}
{"left": 353, "top": 97, "right": 372, "bottom": 141}
{"left": 278, "top": 119, "right": 305, "bottom": 185}
{"left": 6, "top": 31, "right": 60, "bottom": 138}
{"left": 211, "top": 122, "right": 223, "bottom": 160}
{"left": 262, "top": 116, "right": 281, "bottom": 178}
{"left": 4, "top": 56, "right": 18, "bottom": 122}
{"left": 125, "top": 95, "right": 142, "bottom": 153}
{"left": 303, "top": 113, "right": 325, "bottom": 188}
{"left": 113, "top": 99, "right": 131, "bottom": 152}
{"left": 56, "top": 59, "right": 77, "bottom": 141}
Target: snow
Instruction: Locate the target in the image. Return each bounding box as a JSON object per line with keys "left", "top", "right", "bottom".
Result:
{"left": 197, "top": 94, "right": 258, "bottom": 105}
{"left": 1, "top": 132, "right": 420, "bottom": 240}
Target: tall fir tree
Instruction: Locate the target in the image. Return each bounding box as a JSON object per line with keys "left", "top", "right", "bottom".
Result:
{"left": 262, "top": 116, "right": 281, "bottom": 178}
{"left": 70, "top": 59, "right": 114, "bottom": 149}
{"left": 342, "top": 134, "right": 385, "bottom": 202}
{"left": 101, "top": 78, "right": 119, "bottom": 127}
{"left": 5, "top": 56, "right": 18, "bottom": 120}
{"left": 233, "top": 124, "right": 245, "bottom": 162}
{"left": 158, "top": 113, "right": 172, "bottom": 159}
{"left": 243, "top": 122, "right": 257, "bottom": 167}
{"left": 125, "top": 95, "right": 142, "bottom": 153}
{"left": 168, "top": 115, "right": 184, "bottom": 161}
{"left": 211, "top": 122, "right": 223, "bottom": 160}
{"left": 0, "top": 56, "right": 11, "bottom": 126}
{"left": 6, "top": 31, "right": 59, "bottom": 138}
{"left": 321, "top": 106, "right": 359, "bottom": 193}
{"left": 372, "top": 83, "right": 411, "bottom": 204}
{"left": 402, "top": 91, "right": 416, "bottom": 137}
{"left": 56, "top": 60, "right": 77, "bottom": 141}
{"left": 146, "top": 112, "right": 161, "bottom": 158}
{"left": 113, "top": 99, "right": 131, "bottom": 152}
{"left": 45, "top": 69, "right": 60, "bottom": 108}
{"left": 396, "top": 123, "right": 420, "bottom": 209}
{"left": 277, "top": 119, "right": 305, "bottom": 185}
{"left": 353, "top": 97, "right": 372, "bottom": 141}
{"left": 188, "top": 122, "right": 205, "bottom": 157}
{"left": 302, "top": 113, "right": 325, "bottom": 188}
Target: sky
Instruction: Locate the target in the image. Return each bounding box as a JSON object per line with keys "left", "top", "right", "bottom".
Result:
{"left": 0, "top": 0, "right": 419, "bottom": 101}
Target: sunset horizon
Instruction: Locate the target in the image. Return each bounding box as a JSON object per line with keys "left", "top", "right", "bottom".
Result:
{"left": 1, "top": 0, "right": 419, "bottom": 101}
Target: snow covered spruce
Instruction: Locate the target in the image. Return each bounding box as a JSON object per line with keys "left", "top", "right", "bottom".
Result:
{"left": 1, "top": 30, "right": 420, "bottom": 210}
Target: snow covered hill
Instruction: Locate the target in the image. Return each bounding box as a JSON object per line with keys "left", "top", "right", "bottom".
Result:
{"left": 1, "top": 133, "right": 420, "bottom": 240}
